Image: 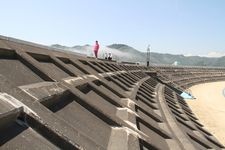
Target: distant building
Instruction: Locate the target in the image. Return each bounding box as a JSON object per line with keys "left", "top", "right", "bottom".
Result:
{"left": 172, "top": 61, "right": 179, "bottom": 66}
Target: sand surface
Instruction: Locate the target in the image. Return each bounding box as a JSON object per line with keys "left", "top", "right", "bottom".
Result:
{"left": 186, "top": 81, "right": 225, "bottom": 145}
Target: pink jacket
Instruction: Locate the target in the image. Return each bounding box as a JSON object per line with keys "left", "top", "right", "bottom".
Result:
{"left": 94, "top": 43, "right": 99, "bottom": 51}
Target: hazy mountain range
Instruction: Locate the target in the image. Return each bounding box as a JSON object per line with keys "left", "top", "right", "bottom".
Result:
{"left": 51, "top": 44, "right": 225, "bottom": 67}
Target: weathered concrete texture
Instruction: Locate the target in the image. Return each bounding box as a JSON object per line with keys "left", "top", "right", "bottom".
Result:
{"left": 0, "top": 58, "right": 43, "bottom": 86}
{"left": 0, "top": 95, "right": 59, "bottom": 149}
{"left": 0, "top": 125, "right": 59, "bottom": 150}
{"left": 42, "top": 92, "right": 112, "bottom": 148}
{"left": 28, "top": 53, "right": 72, "bottom": 80}
{"left": 0, "top": 35, "right": 225, "bottom": 149}
{"left": 152, "top": 66, "right": 225, "bottom": 91}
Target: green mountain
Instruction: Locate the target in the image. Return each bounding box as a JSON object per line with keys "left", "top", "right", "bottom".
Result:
{"left": 107, "top": 44, "right": 224, "bottom": 67}
{"left": 51, "top": 44, "right": 225, "bottom": 67}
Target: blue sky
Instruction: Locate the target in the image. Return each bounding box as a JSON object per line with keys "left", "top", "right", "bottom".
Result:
{"left": 0, "top": 0, "right": 225, "bottom": 56}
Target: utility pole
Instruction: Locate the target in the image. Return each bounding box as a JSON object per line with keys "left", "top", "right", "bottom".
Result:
{"left": 146, "top": 45, "right": 150, "bottom": 67}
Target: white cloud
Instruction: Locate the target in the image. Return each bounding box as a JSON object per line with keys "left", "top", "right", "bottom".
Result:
{"left": 200, "top": 51, "right": 225, "bottom": 58}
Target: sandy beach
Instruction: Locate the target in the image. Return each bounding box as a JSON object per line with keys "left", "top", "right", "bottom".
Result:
{"left": 186, "top": 81, "right": 225, "bottom": 145}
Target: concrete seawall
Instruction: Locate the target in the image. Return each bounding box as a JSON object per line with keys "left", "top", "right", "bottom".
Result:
{"left": 0, "top": 35, "right": 225, "bottom": 149}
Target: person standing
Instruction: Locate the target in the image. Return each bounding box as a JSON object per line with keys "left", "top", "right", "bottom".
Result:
{"left": 93, "top": 41, "right": 99, "bottom": 58}
{"left": 108, "top": 52, "right": 112, "bottom": 60}
{"left": 104, "top": 52, "right": 108, "bottom": 59}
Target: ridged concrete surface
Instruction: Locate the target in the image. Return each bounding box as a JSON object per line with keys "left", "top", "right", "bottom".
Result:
{"left": 0, "top": 36, "right": 224, "bottom": 149}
